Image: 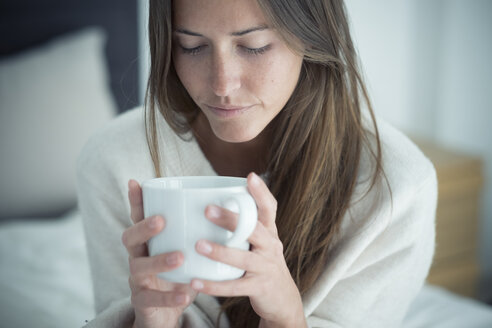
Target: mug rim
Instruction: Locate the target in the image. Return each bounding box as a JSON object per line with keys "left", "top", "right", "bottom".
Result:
{"left": 142, "top": 176, "right": 248, "bottom": 191}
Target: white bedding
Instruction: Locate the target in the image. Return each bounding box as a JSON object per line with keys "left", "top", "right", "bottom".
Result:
{"left": 0, "top": 210, "right": 491, "bottom": 327}
{"left": 0, "top": 26, "right": 112, "bottom": 328}
{"left": 402, "top": 285, "right": 492, "bottom": 328}
{"left": 0, "top": 210, "right": 94, "bottom": 328}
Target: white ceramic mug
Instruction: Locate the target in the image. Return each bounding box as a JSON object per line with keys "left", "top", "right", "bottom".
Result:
{"left": 142, "top": 176, "right": 258, "bottom": 283}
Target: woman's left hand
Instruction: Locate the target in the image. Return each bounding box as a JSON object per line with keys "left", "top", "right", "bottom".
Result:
{"left": 190, "top": 172, "right": 307, "bottom": 328}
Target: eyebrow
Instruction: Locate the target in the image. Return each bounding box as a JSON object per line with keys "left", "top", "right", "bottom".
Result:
{"left": 173, "top": 25, "right": 269, "bottom": 37}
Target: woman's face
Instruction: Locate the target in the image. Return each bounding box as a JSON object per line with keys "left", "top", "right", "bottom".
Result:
{"left": 172, "top": 0, "right": 304, "bottom": 143}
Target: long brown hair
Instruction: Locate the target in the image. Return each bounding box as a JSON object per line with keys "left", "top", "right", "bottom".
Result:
{"left": 145, "top": 0, "right": 383, "bottom": 327}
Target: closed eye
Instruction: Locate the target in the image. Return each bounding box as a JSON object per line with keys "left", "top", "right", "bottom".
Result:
{"left": 180, "top": 45, "right": 206, "bottom": 56}
{"left": 242, "top": 44, "right": 271, "bottom": 55}
{"left": 179, "top": 44, "right": 271, "bottom": 56}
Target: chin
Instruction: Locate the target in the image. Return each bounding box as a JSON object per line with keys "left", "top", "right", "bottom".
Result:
{"left": 211, "top": 125, "right": 260, "bottom": 144}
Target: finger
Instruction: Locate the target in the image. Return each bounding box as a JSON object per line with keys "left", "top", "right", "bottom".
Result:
{"left": 122, "top": 215, "right": 165, "bottom": 257}
{"left": 128, "top": 179, "right": 144, "bottom": 224}
{"left": 129, "top": 251, "right": 183, "bottom": 278}
{"left": 205, "top": 205, "right": 238, "bottom": 232}
{"left": 247, "top": 172, "right": 278, "bottom": 233}
{"left": 190, "top": 277, "right": 251, "bottom": 297}
{"left": 246, "top": 221, "right": 280, "bottom": 251}
{"left": 132, "top": 288, "right": 190, "bottom": 308}
{"left": 195, "top": 240, "right": 258, "bottom": 272}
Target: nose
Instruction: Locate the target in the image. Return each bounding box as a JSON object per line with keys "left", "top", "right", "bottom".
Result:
{"left": 210, "top": 50, "right": 241, "bottom": 97}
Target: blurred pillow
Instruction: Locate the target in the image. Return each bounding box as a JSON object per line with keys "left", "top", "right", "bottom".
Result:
{"left": 0, "top": 28, "right": 117, "bottom": 218}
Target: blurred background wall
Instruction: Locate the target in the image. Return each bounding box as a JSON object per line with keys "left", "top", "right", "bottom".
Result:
{"left": 343, "top": 0, "right": 492, "bottom": 301}
{"left": 136, "top": 0, "right": 492, "bottom": 301}
{"left": 0, "top": 1, "right": 490, "bottom": 325}
{"left": 0, "top": 0, "right": 140, "bottom": 114}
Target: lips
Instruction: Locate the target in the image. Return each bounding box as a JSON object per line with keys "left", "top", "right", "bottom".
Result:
{"left": 206, "top": 105, "right": 252, "bottom": 110}
{"left": 204, "top": 104, "right": 254, "bottom": 118}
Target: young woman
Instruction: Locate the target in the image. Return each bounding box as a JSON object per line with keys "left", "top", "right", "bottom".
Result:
{"left": 77, "top": 0, "right": 437, "bottom": 327}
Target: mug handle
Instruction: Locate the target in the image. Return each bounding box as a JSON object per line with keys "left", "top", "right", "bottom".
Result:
{"left": 221, "top": 193, "right": 258, "bottom": 248}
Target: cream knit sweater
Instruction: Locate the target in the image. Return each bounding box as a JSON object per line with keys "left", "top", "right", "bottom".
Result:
{"left": 77, "top": 107, "right": 437, "bottom": 327}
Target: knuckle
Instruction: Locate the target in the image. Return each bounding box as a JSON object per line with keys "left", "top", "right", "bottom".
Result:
{"left": 139, "top": 276, "right": 153, "bottom": 289}
{"left": 252, "top": 222, "right": 261, "bottom": 236}
{"left": 128, "top": 258, "right": 139, "bottom": 276}
{"left": 239, "top": 257, "right": 251, "bottom": 271}
{"left": 272, "top": 239, "right": 284, "bottom": 256}
{"left": 121, "top": 230, "right": 130, "bottom": 248}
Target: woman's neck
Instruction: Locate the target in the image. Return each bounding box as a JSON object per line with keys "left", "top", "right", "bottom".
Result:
{"left": 191, "top": 113, "right": 270, "bottom": 177}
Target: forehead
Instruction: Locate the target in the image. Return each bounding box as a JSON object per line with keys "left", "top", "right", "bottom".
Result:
{"left": 173, "top": 0, "right": 268, "bottom": 32}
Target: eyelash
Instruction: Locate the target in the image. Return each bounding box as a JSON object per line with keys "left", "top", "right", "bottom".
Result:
{"left": 179, "top": 45, "right": 271, "bottom": 56}
{"left": 245, "top": 45, "right": 270, "bottom": 55}
{"left": 180, "top": 46, "right": 203, "bottom": 56}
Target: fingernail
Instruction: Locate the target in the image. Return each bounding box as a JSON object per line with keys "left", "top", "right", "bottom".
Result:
{"left": 208, "top": 205, "right": 221, "bottom": 219}
{"left": 192, "top": 280, "right": 204, "bottom": 290}
{"left": 166, "top": 253, "right": 178, "bottom": 265}
{"left": 148, "top": 216, "right": 159, "bottom": 229}
{"left": 175, "top": 293, "right": 188, "bottom": 304}
{"left": 251, "top": 172, "right": 260, "bottom": 185}
{"left": 197, "top": 240, "right": 213, "bottom": 254}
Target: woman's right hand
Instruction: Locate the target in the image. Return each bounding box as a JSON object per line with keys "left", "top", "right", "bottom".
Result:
{"left": 122, "top": 179, "right": 197, "bottom": 328}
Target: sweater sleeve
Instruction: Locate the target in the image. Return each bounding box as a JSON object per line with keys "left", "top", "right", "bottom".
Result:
{"left": 305, "top": 166, "right": 437, "bottom": 327}
{"left": 76, "top": 136, "right": 137, "bottom": 327}
{"left": 76, "top": 125, "right": 224, "bottom": 328}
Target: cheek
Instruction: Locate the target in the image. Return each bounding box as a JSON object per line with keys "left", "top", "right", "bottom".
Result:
{"left": 173, "top": 55, "right": 203, "bottom": 98}
{"left": 251, "top": 55, "right": 302, "bottom": 107}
